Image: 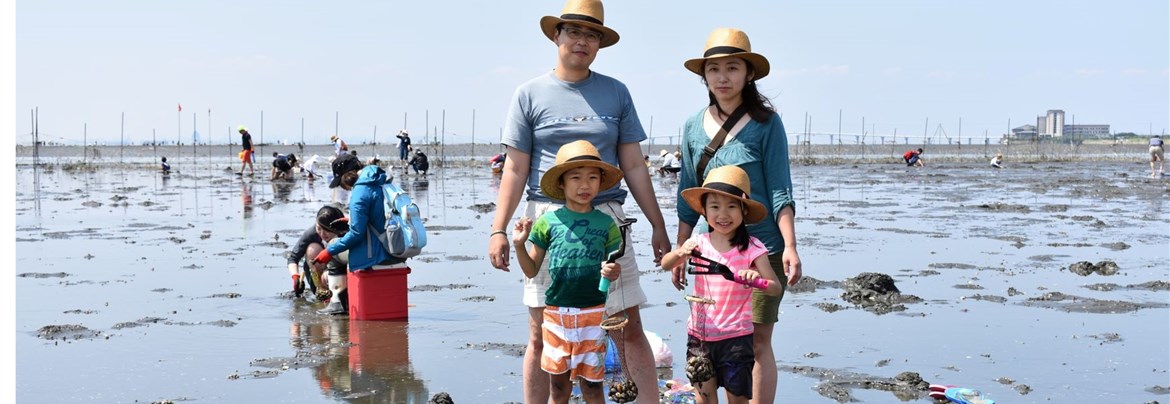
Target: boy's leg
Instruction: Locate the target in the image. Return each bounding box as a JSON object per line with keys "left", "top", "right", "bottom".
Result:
{"left": 579, "top": 378, "right": 605, "bottom": 404}
{"left": 548, "top": 372, "right": 572, "bottom": 404}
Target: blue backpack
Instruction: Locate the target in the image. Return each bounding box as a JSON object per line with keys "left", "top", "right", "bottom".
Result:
{"left": 375, "top": 182, "right": 427, "bottom": 259}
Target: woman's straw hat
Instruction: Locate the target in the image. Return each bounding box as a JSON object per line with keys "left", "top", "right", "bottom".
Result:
{"left": 330, "top": 134, "right": 339, "bottom": 142}
{"left": 684, "top": 28, "right": 770, "bottom": 80}
{"left": 540, "top": 140, "right": 624, "bottom": 201}
{"left": 680, "top": 165, "right": 767, "bottom": 224}
{"left": 540, "top": 0, "right": 620, "bottom": 48}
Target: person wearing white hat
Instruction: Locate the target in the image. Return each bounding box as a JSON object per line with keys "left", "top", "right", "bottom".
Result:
{"left": 674, "top": 28, "right": 803, "bottom": 404}
{"left": 487, "top": 0, "right": 671, "bottom": 401}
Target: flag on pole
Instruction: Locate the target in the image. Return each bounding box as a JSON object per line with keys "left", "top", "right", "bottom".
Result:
{"left": 178, "top": 103, "right": 182, "bottom": 112}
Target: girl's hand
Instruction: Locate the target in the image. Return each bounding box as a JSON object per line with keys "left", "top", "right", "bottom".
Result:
{"left": 736, "top": 269, "right": 762, "bottom": 285}
{"left": 601, "top": 262, "right": 622, "bottom": 281}
{"left": 679, "top": 238, "right": 699, "bottom": 256}
{"left": 512, "top": 217, "right": 532, "bottom": 246}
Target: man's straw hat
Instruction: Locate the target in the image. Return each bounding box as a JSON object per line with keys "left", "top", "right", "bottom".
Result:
{"left": 540, "top": 0, "right": 620, "bottom": 48}
{"left": 680, "top": 165, "right": 767, "bottom": 224}
{"left": 540, "top": 140, "right": 623, "bottom": 201}
{"left": 684, "top": 28, "right": 770, "bottom": 80}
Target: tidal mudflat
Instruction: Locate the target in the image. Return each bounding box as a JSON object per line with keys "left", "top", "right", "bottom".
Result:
{"left": 15, "top": 156, "right": 1169, "bottom": 403}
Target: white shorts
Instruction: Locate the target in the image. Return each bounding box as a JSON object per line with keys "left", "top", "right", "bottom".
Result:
{"left": 521, "top": 200, "right": 648, "bottom": 316}
{"left": 1150, "top": 146, "right": 1164, "bottom": 161}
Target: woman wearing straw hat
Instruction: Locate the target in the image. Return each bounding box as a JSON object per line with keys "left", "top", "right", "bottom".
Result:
{"left": 673, "top": 27, "right": 803, "bottom": 404}
{"left": 487, "top": 0, "right": 672, "bottom": 402}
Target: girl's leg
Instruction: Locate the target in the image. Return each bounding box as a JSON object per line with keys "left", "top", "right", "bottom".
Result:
{"left": 693, "top": 376, "right": 720, "bottom": 404}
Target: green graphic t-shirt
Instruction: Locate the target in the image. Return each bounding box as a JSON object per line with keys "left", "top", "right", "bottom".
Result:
{"left": 529, "top": 207, "right": 621, "bottom": 308}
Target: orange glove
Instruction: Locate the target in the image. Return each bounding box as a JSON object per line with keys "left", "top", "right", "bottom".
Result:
{"left": 313, "top": 249, "right": 332, "bottom": 264}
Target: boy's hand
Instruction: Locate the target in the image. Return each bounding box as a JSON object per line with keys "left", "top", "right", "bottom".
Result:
{"left": 512, "top": 217, "right": 533, "bottom": 246}
{"left": 601, "top": 262, "right": 621, "bottom": 281}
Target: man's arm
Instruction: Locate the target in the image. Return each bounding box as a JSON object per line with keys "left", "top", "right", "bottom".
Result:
{"left": 488, "top": 147, "right": 531, "bottom": 271}
{"left": 617, "top": 142, "right": 670, "bottom": 264}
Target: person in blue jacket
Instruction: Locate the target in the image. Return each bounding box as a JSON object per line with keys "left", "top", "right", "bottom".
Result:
{"left": 313, "top": 153, "right": 402, "bottom": 315}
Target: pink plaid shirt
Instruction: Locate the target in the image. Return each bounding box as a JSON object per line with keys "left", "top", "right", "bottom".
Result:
{"left": 686, "top": 233, "right": 768, "bottom": 342}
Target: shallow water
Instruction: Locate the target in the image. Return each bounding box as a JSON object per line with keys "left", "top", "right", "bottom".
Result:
{"left": 15, "top": 161, "right": 1170, "bottom": 403}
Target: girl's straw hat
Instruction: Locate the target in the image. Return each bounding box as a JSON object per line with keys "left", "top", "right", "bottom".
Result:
{"left": 540, "top": 140, "right": 624, "bottom": 201}
{"left": 680, "top": 165, "right": 767, "bottom": 224}
{"left": 684, "top": 28, "right": 770, "bottom": 80}
{"left": 540, "top": 0, "right": 620, "bottom": 48}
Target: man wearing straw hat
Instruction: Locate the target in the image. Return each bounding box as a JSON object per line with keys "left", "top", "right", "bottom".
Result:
{"left": 487, "top": 0, "right": 672, "bottom": 401}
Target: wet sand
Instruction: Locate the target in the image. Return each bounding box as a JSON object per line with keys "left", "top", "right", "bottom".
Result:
{"left": 15, "top": 150, "right": 1170, "bottom": 403}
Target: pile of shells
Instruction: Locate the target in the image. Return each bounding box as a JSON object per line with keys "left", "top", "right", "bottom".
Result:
{"left": 316, "top": 289, "right": 332, "bottom": 301}
{"left": 686, "top": 356, "right": 715, "bottom": 383}
{"left": 607, "top": 378, "right": 638, "bottom": 403}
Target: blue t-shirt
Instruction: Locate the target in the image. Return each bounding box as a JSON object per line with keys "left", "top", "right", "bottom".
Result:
{"left": 528, "top": 207, "right": 621, "bottom": 308}
{"left": 501, "top": 71, "right": 647, "bottom": 204}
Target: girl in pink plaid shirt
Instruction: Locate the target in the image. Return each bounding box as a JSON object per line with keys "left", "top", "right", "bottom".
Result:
{"left": 661, "top": 165, "right": 783, "bottom": 403}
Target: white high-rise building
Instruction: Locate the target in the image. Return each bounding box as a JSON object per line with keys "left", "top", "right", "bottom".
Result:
{"left": 1043, "top": 110, "right": 1065, "bottom": 137}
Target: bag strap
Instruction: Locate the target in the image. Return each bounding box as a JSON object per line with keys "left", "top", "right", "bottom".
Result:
{"left": 695, "top": 104, "right": 748, "bottom": 183}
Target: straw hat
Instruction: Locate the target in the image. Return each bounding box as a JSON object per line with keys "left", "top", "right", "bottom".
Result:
{"left": 540, "top": 0, "right": 620, "bottom": 48}
{"left": 330, "top": 134, "right": 339, "bottom": 142}
{"left": 680, "top": 165, "right": 767, "bottom": 224}
{"left": 540, "top": 140, "right": 624, "bottom": 201}
{"left": 684, "top": 28, "right": 770, "bottom": 80}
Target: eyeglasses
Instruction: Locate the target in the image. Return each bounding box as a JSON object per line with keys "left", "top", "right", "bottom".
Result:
{"left": 561, "top": 25, "right": 602, "bottom": 44}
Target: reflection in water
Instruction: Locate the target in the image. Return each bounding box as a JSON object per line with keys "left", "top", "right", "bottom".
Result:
{"left": 241, "top": 178, "right": 254, "bottom": 219}
{"left": 273, "top": 180, "right": 294, "bottom": 203}
{"left": 288, "top": 309, "right": 429, "bottom": 403}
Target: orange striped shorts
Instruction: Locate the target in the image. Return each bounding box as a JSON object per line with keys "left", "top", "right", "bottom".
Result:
{"left": 541, "top": 304, "right": 607, "bottom": 382}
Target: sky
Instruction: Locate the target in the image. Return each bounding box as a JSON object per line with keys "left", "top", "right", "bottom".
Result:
{"left": 10, "top": 0, "right": 1170, "bottom": 147}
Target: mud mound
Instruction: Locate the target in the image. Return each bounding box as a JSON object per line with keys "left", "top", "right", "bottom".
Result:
{"left": 37, "top": 324, "right": 102, "bottom": 340}
{"left": 840, "top": 272, "right": 922, "bottom": 315}
{"left": 1067, "top": 260, "right": 1119, "bottom": 276}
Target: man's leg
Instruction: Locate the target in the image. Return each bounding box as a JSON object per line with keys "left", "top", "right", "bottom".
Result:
{"left": 614, "top": 307, "right": 659, "bottom": 404}
{"left": 751, "top": 323, "right": 777, "bottom": 404}
{"left": 524, "top": 306, "right": 549, "bottom": 404}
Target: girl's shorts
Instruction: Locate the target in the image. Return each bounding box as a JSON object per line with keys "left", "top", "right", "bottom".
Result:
{"left": 686, "top": 334, "right": 755, "bottom": 398}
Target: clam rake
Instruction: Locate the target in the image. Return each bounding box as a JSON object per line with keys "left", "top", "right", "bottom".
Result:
{"left": 685, "top": 249, "right": 772, "bottom": 290}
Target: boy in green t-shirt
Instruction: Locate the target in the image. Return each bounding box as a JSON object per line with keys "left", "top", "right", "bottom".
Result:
{"left": 512, "top": 140, "right": 624, "bottom": 404}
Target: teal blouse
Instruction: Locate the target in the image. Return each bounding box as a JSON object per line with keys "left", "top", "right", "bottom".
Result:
{"left": 677, "top": 108, "right": 796, "bottom": 254}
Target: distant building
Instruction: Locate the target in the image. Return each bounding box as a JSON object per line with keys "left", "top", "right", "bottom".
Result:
{"left": 1012, "top": 124, "right": 1039, "bottom": 140}
{"left": 1037, "top": 109, "right": 1065, "bottom": 137}
{"left": 1063, "top": 124, "right": 1110, "bottom": 138}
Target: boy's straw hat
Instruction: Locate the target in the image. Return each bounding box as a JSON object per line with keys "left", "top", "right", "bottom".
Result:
{"left": 540, "top": 140, "right": 623, "bottom": 201}
{"left": 540, "top": 0, "right": 620, "bottom": 48}
{"left": 680, "top": 165, "right": 767, "bottom": 224}
{"left": 684, "top": 28, "right": 770, "bottom": 80}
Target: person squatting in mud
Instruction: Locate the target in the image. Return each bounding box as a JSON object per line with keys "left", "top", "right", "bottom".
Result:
{"left": 313, "top": 153, "right": 405, "bottom": 315}
{"left": 283, "top": 204, "right": 349, "bottom": 301}
{"left": 486, "top": 1, "right": 673, "bottom": 401}
{"left": 662, "top": 165, "right": 784, "bottom": 404}
{"left": 512, "top": 140, "right": 624, "bottom": 404}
